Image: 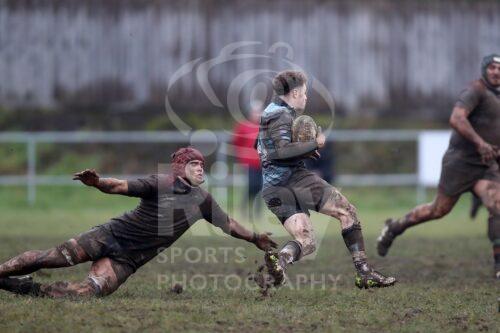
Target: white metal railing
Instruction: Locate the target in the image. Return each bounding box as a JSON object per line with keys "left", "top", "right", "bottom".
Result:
{"left": 0, "top": 130, "right": 426, "bottom": 204}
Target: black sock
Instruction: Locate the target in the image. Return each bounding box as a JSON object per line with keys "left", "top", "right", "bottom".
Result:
{"left": 0, "top": 277, "right": 41, "bottom": 296}
{"left": 488, "top": 214, "right": 500, "bottom": 270}
{"left": 391, "top": 216, "right": 411, "bottom": 235}
{"left": 342, "top": 224, "right": 368, "bottom": 268}
{"left": 494, "top": 244, "right": 500, "bottom": 270}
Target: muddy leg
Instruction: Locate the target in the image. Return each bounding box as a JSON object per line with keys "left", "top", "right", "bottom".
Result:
{"left": 0, "top": 257, "right": 133, "bottom": 298}
{"left": 0, "top": 239, "right": 89, "bottom": 278}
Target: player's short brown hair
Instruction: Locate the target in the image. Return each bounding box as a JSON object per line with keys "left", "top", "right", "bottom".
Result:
{"left": 272, "top": 70, "right": 307, "bottom": 96}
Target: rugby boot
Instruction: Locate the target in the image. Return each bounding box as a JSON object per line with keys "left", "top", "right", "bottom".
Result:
{"left": 354, "top": 261, "right": 396, "bottom": 289}
{"left": 264, "top": 251, "right": 287, "bottom": 287}
{"left": 0, "top": 275, "right": 40, "bottom": 295}
{"left": 377, "top": 218, "right": 401, "bottom": 257}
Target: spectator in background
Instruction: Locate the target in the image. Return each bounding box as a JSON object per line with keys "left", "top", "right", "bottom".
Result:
{"left": 232, "top": 101, "right": 263, "bottom": 219}
{"left": 305, "top": 141, "right": 335, "bottom": 184}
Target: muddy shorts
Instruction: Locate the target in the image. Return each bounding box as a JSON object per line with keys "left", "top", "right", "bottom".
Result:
{"left": 262, "top": 168, "right": 338, "bottom": 223}
{"left": 75, "top": 225, "right": 138, "bottom": 275}
{"left": 438, "top": 148, "right": 500, "bottom": 197}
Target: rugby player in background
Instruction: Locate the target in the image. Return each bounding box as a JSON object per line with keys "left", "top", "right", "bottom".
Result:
{"left": 257, "top": 70, "right": 396, "bottom": 289}
{"left": 0, "top": 147, "right": 277, "bottom": 297}
{"left": 377, "top": 54, "right": 500, "bottom": 278}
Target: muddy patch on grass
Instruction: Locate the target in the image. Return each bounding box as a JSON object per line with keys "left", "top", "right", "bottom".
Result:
{"left": 449, "top": 314, "right": 469, "bottom": 331}
{"left": 249, "top": 263, "right": 274, "bottom": 298}
{"left": 170, "top": 283, "right": 183, "bottom": 294}
{"left": 402, "top": 308, "right": 422, "bottom": 320}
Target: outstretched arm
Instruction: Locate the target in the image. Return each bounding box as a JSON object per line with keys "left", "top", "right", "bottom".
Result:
{"left": 449, "top": 106, "right": 498, "bottom": 164}
{"left": 201, "top": 193, "right": 277, "bottom": 251}
{"left": 73, "top": 169, "right": 128, "bottom": 195}
{"left": 224, "top": 217, "right": 278, "bottom": 252}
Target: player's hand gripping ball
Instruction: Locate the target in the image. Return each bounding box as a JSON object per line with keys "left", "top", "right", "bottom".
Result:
{"left": 292, "top": 115, "right": 323, "bottom": 160}
{"left": 292, "top": 115, "right": 318, "bottom": 142}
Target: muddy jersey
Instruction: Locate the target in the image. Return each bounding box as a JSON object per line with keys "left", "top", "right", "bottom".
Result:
{"left": 256, "top": 97, "right": 318, "bottom": 187}
{"left": 438, "top": 79, "right": 500, "bottom": 196}
{"left": 101, "top": 175, "right": 229, "bottom": 268}
{"left": 450, "top": 79, "right": 500, "bottom": 155}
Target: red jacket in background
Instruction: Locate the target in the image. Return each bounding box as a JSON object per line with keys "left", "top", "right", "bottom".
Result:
{"left": 232, "top": 121, "right": 261, "bottom": 170}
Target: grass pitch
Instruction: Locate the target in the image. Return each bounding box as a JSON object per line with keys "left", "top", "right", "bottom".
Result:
{"left": 0, "top": 186, "right": 498, "bottom": 332}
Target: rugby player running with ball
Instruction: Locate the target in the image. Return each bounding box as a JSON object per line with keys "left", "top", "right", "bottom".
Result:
{"left": 257, "top": 70, "right": 396, "bottom": 289}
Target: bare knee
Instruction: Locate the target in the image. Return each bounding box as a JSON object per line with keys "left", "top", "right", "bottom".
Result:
{"left": 474, "top": 181, "right": 500, "bottom": 213}
{"left": 321, "top": 194, "right": 360, "bottom": 229}
{"left": 88, "top": 258, "right": 130, "bottom": 296}
{"left": 344, "top": 203, "right": 360, "bottom": 226}
{"left": 87, "top": 275, "right": 120, "bottom": 296}
{"left": 482, "top": 187, "right": 500, "bottom": 215}
{"left": 336, "top": 202, "right": 360, "bottom": 230}
{"left": 486, "top": 201, "right": 500, "bottom": 215}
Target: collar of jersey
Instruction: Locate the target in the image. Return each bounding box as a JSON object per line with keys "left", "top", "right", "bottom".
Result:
{"left": 481, "top": 77, "right": 500, "bottom": 96}
{"left": 272, "top": 96, "right": 297, "bottom": 117}
{"left": 173, "top": 177, "right": 193, "bottom": 194}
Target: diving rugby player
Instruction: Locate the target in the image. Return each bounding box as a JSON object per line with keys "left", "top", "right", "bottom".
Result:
{"left": 0, "top": 147, "right": 277, "bottom": 297}
{"left": 257, "top": 70, "right": 396, "bottom": 288}
{"left": 377, "top": 54, "right": 500, "bottom": 278}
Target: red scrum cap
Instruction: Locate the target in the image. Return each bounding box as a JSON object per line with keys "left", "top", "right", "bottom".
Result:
{"left": 171, "top": 147, "right": 205, "bottom": 178}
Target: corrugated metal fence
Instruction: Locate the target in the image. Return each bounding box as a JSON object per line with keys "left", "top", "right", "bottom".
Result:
{"left": 1, "top": 0, "right": 499, "bottom": 117}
